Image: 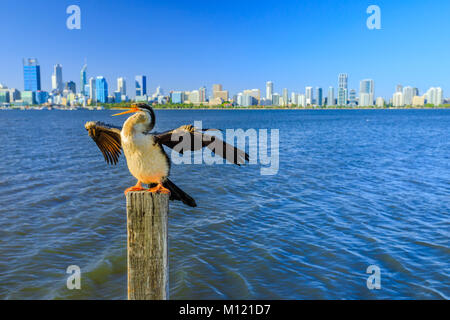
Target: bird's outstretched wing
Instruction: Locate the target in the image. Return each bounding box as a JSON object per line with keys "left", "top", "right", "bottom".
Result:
{"left": 154, "top": 125, "right": 250, "bottom": 165}
{"left": 85, "top": 121, "right": 122, "bottom": 165}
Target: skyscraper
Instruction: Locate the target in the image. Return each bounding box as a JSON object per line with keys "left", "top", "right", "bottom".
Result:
{"left": 349, "top": 89, "right": 357, "bottom": 106}
{"left": 89, "top": 77, "right": 96, "bottom": 101}
{"left": 359, "top": 79, "right": 374, "bottom": 106}
{"left": 66, "top": 81, "right": 76, "bottom": 94}
{"left": 135, "top": 75, "right": 147, "bottom": 97}
{"left": 96, "top": 76, "right": 108, "bottom": 103}
{"left": 51, "top": 64, "right": 63, "bottom": 93}
{"left": 305, "top": 87, "right": 313, "bottom": 106}
{"left": 199, "top": 86, "right": 207, "bottom": 102}
{"left": 117, "top": 77, "right": 126, "bottom": 95}
{"left": 23, "top": 58, "right": 41, "bottom": 92}
{"left": 396, "top": 84, "right": 403, "bottom": 93}
{"left": 80, "top": 64, "right": 87, "bottom": 96}
{"left": 282, "top": 88, "right": 288, "bottom": 106}
{"left": 327, "top": 87, "right": 335, "bottom": 106}
{"left": 402, "top": 86, "right": 414, "bottom": 106}
{"left": 316, "top": 87, "right": 323, "bottom": 106}
{"left": 266, "top": 81, "right": 273, "bottom": 100}
{"left": 337, "top": 73, "right": 348, "bottom": 106}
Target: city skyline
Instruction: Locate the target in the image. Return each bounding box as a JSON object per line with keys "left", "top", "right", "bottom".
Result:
{"left": 0, "top": 0, "right": 449, "bottom": 98}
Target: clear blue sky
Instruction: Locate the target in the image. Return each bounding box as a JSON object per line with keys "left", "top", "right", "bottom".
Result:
{"left": 0, "top": 0, "right": 449, "bottom": 99}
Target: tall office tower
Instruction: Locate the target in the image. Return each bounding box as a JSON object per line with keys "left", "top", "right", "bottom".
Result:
{"left": 199, "top": 86, "right": 207, "bottom": 102}
{"left": 291, "top": 92, "right": 298, "bottom": 105}
{"left": 402, "top": 86, "right": 414, "bottom": 106}
{"left": 135, "top": 75, "right": 147, "bottom": 96}
{"left": 212, "top": 84, "right": 228, "bottom": 101}
{"left": 316, "top": 87, "right": 323, "bottom": 106}
{"left": 359, "top": 79, "right": 374, "bottom": 106}
{"left": 305, "top": 86, "right": 313, "bottom": 105}
{"left": 393, "top": 91, "right": 404, "bottom": 107}
{"left": 413, "top": 88, "right": 419, "bottom": 97}
{"left": 337, "top": 73, "right": 348, "bottom": 106}
{"left": 51, "top": 64, "right": 63, "bottom": 93}
{"left": 96, "top": 76, "right": 108, "bottom": 103}
{"left": 327, "top": 87, "right": 335, "bottom": 106}
{"left": 23, "top": 58, "right": 41, "bottom": 91}
{"left": 426, "top": 87, "right": 443, "bottom": 106}
{"left": 282, "top": 88, "right": 288, "bottom": 106}
{"left": 396, "top": 84, "right": 403, "bottom": 93}
{"left": 89, "top": 77, "right": 96, "bottom": 101}
{"left": 349, "top": 89, "right": 357, "bottom": 106}
{"left": 298, "top": 94, "right": 306, "bottom": 107}
{"left": 66, "top": 81, "right": 76, "bottom": 94}
{"left": 266, "top": 81, "right": 273, "bottom": 100}
{"left": 117, "top": 77, "right": 126, "bottom": 95}
{"left": 80, "top": 64, "right": 87, "bottom": 96}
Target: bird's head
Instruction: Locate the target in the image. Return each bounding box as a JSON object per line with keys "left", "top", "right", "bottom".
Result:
{"left": 112, "top": 103, "right": 155, "bottom": 131}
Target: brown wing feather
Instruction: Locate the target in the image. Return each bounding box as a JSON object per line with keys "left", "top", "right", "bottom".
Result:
{"left": 85, "top": 121, "right": 122, "bottom": 165}
{"left": 154, "top": 125, "right": 249, "bottom": 165}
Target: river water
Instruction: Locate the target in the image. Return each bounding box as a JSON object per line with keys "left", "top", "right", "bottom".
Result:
{"left": 0, "top": 109, "right": 448, "bottom": 299}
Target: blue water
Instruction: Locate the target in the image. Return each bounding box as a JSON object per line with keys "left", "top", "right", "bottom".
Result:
{"left": 0, "top": 109, "right": 449, "bottom": 300}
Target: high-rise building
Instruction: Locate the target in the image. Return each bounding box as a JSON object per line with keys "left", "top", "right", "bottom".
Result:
{"left": 316, "top": 87, "right": 323, "bottom": 106}
{"left": 396, "top": 84, "right": 403, "bottom": 93}
{"left": 282, "top": 88, "right": 288, "bottom": 106}
{"left": 96, "top": 76, "right": 108, "bottom": 103}
{"left": 23, "top": 58, "right": 41, "bottom": 92}
{"left": 212, "top": 84, "right": 228, "bottom": 101}
{"left": 327, "top": 87, "right": 335, "bottom": 106}
{"left": 359, "top": 79, "right": 374, "bottom": 106}
{"left": 393, "top": 91, "right": 404, "bottom": 107}
{"left": 298, "top": 94, "right": 306, "bottom": 107}
{"left": 243, "top": 89, "right": 261, "bottom": 104}
{"left": 402, "top": 86, "right": 414, "bottom": 106}
{"left": 426, "top": 87, "right": 443, "bottom": 106}
{"left": 52, "top": 64, "right": 63, "bottom": 93}
{"left": 80, "top": 64, "right": 87, "bottom": 96}
{"left": 376, "top": 97, "right": 385, "bottom": 107}
{"left": 266, "top": 81, "right": 273, "bottom": 100}
{"left": 271, "top": 93, "right": 280, "bottom": 106}
{"left": 117, "top": 77, "right": 126, "bottom": 95}
{"left": 89, "top": 77, "right": 96, "bottom": 101}
{"left": 305, "top": 87, "right": 313, "bottom": 106}
{"left": 337, "top": 73, "right": 348, "bottom": 106}
{"left": 349, "top": 89, "right": 357, "bottom": 106}
{"left": 199, "top": 86, "right": 207, "bottom": 102}
{"left": 66, "top": 81, "right": 76, "bottom": 94}
{"left": 135, "top": 75, "right": 147, "bottom": 97}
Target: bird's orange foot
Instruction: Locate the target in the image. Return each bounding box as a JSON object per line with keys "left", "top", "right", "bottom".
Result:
{"left": 124, "top": 182, "right": 145, "bottom": 196}
{"left": 147, "top": 183, "right": 171, "bottom": 194}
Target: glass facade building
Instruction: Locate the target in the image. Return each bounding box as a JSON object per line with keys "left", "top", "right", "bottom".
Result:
{"left": 23, "top": 58, "right": 41, "bottom": 92}
{"left": 96, "top": 76, "right": 108, "bottom": 103}
{"left": 135, "top": 75, "right": 147, "bottom": 97}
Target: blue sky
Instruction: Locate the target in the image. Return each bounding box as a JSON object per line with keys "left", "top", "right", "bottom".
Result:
{"left": 0, "top": 0, "right": 449, "bottom": 99}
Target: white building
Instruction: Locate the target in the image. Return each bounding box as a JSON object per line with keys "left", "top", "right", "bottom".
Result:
{"left": 88, "top": 77, "right": 96, "bottom": 101}
{"left": 402, "top": 86, "right": 414, "bottom": 106}
{"left": 359, "top": 79, "right": 374, "bottom": 106}
{"left": 393, "top": 92, "right": 404, "bottom": 107}
{"left": 426, "top": 87, "right": 443, "bottom": 106}
{"left": 298, "top": 94, "right": 306, "bottom": 107}
{"left": 266, "top": 81, "right": 273, "bottom": 100}
{"left": 305, "top": 87, "right": 313, "bottom": 106}
{"left": 376, "top": 97, "right": 385, "bottom": 107}
{"left": 117, "top": 77, "right": 126, "bottom": 96}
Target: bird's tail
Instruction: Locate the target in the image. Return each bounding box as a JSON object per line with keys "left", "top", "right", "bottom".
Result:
{"left": 163, "top": 179, "right": 197, "bottom": 207}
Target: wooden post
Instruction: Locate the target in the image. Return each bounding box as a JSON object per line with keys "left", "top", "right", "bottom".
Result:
{"left": 126, "top": 191, "right": 169, "bottom": 300}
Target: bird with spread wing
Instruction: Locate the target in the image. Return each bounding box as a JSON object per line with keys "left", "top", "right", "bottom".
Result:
{"left": 85, "top": 103, "right": 249, "bottom": 207}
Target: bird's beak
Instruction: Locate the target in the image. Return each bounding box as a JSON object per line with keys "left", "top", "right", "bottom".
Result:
{"left": 111, "top": 106, "right": 140, "bottom": 116}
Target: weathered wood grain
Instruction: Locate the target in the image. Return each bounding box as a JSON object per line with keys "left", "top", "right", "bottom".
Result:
{"left": 126, "top": 191, "right": 169, "bottom": 300}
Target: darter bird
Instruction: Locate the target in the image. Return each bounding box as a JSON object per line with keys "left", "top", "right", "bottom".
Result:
{"left": 85, "top": 103, "right": 249, "bottom": 207}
